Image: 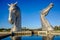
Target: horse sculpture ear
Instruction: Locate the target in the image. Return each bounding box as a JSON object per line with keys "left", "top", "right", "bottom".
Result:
{"left": 14, "top": 2, "right": 17, "bottom": 5}
{"left": 8, "top": 4, "right": 10, "bottom": 6}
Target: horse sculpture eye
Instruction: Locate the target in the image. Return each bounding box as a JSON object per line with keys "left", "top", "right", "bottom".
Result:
{"left": 13, "top": 8, "right": 15, "bottom": 10}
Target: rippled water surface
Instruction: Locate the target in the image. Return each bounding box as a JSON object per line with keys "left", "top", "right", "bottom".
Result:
{"left": 2, "top": 36, "right": 60, "bottom": 40}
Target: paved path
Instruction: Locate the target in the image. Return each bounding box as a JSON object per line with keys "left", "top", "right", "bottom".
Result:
{"left": 0, "top": 31, "right": 60, "bottom": 40}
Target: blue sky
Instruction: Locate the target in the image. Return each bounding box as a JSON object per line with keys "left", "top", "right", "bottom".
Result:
{"left": 0, "top": 0, "right": 60, "bottom": 29}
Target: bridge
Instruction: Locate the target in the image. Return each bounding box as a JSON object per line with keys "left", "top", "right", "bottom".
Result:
{"left": 0, "top": 31, "right": 60, "bottom": 40}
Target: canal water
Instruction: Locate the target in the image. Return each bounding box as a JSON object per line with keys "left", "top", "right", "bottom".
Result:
{"left": 1, "top": 36, "right": 60, "bottom": 40}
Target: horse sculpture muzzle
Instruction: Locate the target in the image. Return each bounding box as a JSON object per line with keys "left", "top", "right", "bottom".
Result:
{"left": 9, "top": 18, "right": 14, "bottom": 24}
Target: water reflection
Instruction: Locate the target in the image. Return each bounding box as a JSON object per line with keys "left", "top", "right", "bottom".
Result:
{"left": 2, "top": 37, "right": 11, "bottom": 40}
{"left": 2, "top": 36, "right": 60, "bottom": 40}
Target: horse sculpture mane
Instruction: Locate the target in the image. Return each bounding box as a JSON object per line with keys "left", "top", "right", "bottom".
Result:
{"left": 8, "top": 2, "right": 21, "bottom": 32}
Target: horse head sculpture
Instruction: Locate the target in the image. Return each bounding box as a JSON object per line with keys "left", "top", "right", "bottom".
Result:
{"left": 8, "top": 2, "right": 21, "bottom": 32}
{"left": 41, "top": 3, "right": 54, "bottom": 31}
{"left": 8, "top": 2, "right": 19, "bottom": 24}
